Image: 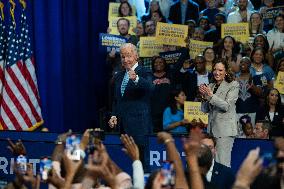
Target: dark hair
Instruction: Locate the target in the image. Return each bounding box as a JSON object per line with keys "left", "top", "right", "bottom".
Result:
{"left": 198, "top": 144, "right": 213, "bottom": 171}
{"left": 202, "top": 133, "right": 217, "bottom": 147}
{"left": 215, "top": 35, "right": 240, "bottom": 61}
{"left": 203, "top": 47, "right": 216, "bottom": 61}
{"left": 168, "top": 88, "right": 184, "bottom": 114}
{"left": 198, "top": 16, "right": 210, "bottom": 30}
{"left": 215, "top": 12, "right": 227, "bottom": 23}
{"left": 151, "top": 9, "right": 166, "bottom": 22}
{"left": 151, "top": 56, "right": 167, "bottom": 73}
{"left": 264, "top": 88, "right": 282, "bottom": 112}
{"left": 276, "top": 57, "right": 284, "bottom": 74}
{"left": 144, "top": 170, "right": 160, "bottom": 189}
{"left": 118, "top": 1, "right": 133, "bottom": 17}
{"left": 116, "top": 17, "right": 130, "bottom": 27}
{"left": 250, "top": 46, "right": 266, "bottom": 64}
{"left": 249, "top": 11, "right": 264, "bottom": 35}
{"left": 239, "top": 114, "right": 252, "bottom": 126}
{"left": 273, "top": 13, "right": 284, "bottom": 32}
{"left": 253, "top": 34, "right": 270, "bottom": 53}
{"left": 212, "top": 58, "right": 234, "bottom": 83}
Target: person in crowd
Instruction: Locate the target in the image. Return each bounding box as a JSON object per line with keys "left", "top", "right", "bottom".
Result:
{"left": 255, "top": 88, "right": 284, "bottom": 137}
{"left": 118, "top": 1, "right": 133, "bottom": 17}
{"left": 249, "top": 11, "right": 266, "bottom": 39}
{"left": 198, "top": 16, "right": 211, "bottom": 32}
{"left": 134, "top": 20, "right": 144, "bottom": 39}
{"left": 163, "top": 88, "right": 189, "bottom": 133}
{"left": 201, "top": 133, "right": 236, "bottom": 189}
{"left": 156, "top": 0, "right": 174, "bottom": 20}
{"left": 179, "top": 55, "right": 212, "bottom": 101}
{"left": 168, "top": 0, "right": 200, "bottom": 24}
{"left": 203, "top": 47, "right": 215, "bottom": 72}
{"left": 204, "top": 13, "right": 227, "bottom": 44}
{"left": 253, "top": 120, "right": 271, "bottom": 139}
{"left": 275, "top": 57, "right": 284, "bottom": 103}
{"left": 260, "top": 0, "right": 277, "bottom": 32}
{"left": 239, "top": 114, "right": 255, "bottom": 138}
{"left": 199, "top": 0, "right": 220, "bottom": 25}
{"left": 215, "top": 35, "right": 242, "bottom": 73}
{"left": 151, "top": 56, "right": 171, "bottom": 133}
{"left": 252, "top": 34, "right": 274, "bottom": 69}
{"left": 227, "top": 0, "right": 253, "bottom": 23}
{"left": 141, "top": 0, "right": 162, "bottom": 22}
{"left": 200, "top": 58, "right": 240, "bottom": 167}
{"left": 236, "top": 57, "right": 259, "bottom": 128}
{"left": 267, "top": 13, "right": 284, "bottom": 53}
{"left": 191, "top": 27, "right": 205, "bottom": 41}
{"left": 151, "top": 10, "right": 167, "bottom": 23}
{"left": 185, "top": 19, "right": 196, "bottom": 38}
{"left": 108, "top": 43, "right": 153, "bottom": 165}
{"left": 249, "top": 47, "right": 275, "bottom": 103}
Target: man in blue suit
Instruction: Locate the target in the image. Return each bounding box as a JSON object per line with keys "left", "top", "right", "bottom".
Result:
{"left": 108, "top": 43, "right": 153, "bottom": 166}
{"left": 201, "top": 133, "right": 235, "bottom": 189}
{"left": 168, "top": 0, "right": 199, "bottom": 24}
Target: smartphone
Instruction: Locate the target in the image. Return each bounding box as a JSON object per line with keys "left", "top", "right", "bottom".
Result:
{"left": 261, "top": 152, "right": 276, "bottom": 168}
{"left": 40, "top": 157, "right": 52, "bottom": 181}
{"left": 16, "top": 155, "right": 27, "bottom": 174}
{"left": 87, "top": 128, "right": 104, "bottom": 154}
{"left": 161, "top": 161, "right": 175, "bottom": 187}
{"left": 65, "top": 134, "right": 81, "bottom": 161}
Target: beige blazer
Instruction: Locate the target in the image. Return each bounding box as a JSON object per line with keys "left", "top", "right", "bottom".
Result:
{"left": 201, "top": 80, "right": 240, "bottom": 137}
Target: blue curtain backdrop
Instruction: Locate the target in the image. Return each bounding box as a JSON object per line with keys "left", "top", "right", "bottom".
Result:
{"left": 1, "top": 0, "right": 109, "bottom": 132}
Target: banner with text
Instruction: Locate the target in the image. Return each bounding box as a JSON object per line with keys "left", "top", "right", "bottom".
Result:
{"left": 139, "top": 37, "right": 164, "bottom": 57}
{"left": 262, "top": 6, "right": 284, "bottom": 29}
{"left": 189, "top": 40, "right": 213, "bottom": 59}
{"left": 108, "top": 3, "right": 136, "bottom": 20}
{"left": 221, "top": 23, "right": 249, "bottom": 43}
{"left": 159, "top": 50, "right": 183, "bottom": 64}
{"left": 99, "top": 33, "right": 127, "bottom": 53}
{"left": 109, "top": 16, "right": 137, "bottom": 35}
{"left": 156, "top": 22, "right": 188, "bottom": 47}
{"left": 184, "top": 101, "right": 208, "bottom": 124}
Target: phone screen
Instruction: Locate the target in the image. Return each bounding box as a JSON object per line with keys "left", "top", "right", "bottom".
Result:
{"left": 16, "top": 155, "right": 27, "bottom": 174}
{"left": 40, "top": 157, "right": 52, "bottom": 181}
{"left": 65, "top": 134, "right": 81, "bottom": 161}
{"left": 161, "top": 161, "right": 175, "bottom": 187}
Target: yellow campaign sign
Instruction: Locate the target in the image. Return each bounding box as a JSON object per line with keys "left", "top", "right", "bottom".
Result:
{"left": 221, "top": 23, "right": 249, "bottom": 43}
{"left": 139, "top": 37, "right": 164, "bottom": 57}
{"left": 108, "top": 16, "right": 137, "bottom": 35}
{"left": 184, "top": 101, "right": 208, "bottom": 124}
{"left": 156, "top": 22, "right": 188, "bottom": 47}
{"left": 189, "top": 40, "right": 213, "bottom": 59}
{"left": 274, "top": 71, "right": 284, "bottom": 94}
{"left": 108, "top": 3, "right": 136, "bottom": 20}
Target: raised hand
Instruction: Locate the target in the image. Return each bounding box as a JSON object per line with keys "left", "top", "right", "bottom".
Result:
{"left": 7, "top": 138, "right": 26, "bottom": 156}
{"left": 120, "top": 134, "right": 139, "bottom": 161}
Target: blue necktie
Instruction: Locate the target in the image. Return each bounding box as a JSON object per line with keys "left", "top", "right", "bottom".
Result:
{"left": 121, "top": 72, "right": 129, "bottom": 96}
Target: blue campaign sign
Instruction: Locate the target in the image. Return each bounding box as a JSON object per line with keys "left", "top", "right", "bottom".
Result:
{"left": 99, "top": 33, "right": 127, "bottom": 53}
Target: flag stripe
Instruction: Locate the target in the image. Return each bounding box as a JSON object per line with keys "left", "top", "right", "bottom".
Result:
{"left": 23, "top": 58, "right": 40, "bottom": 105}
{"left": 3, "top": 70, "right": 33, "bottom": 127}
{"left": 7, "top": 64, "right": 42, "bottom": 124}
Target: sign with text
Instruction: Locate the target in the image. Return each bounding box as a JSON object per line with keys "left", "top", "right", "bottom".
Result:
{"left": 189, "top": 40, "right": 213, "bottom": 59}
{"left": 139, "top": 37, "right": 164, "bottom": 57}
{"left": 108, "top": 3, "right": 136, "bottom": 20}
{"left": 274, "top": 71, "right": 284, "bottom": 94}
{"left": 221, "top": 23, "right": 249, "bottom": 43}
{"left": 159, "top": 50, "right": 183, "bottom": 64}
{"left": 99, "top": 33, "right": 127, "bottom": 53}
{"left": 108, "top": 16, "right": 137, "bottom": 35}
{"left": 156, "top": 22, "right": 188, "bottom": 47}
{"left": 184, "top": 101, "right": 208, "bottom": 124}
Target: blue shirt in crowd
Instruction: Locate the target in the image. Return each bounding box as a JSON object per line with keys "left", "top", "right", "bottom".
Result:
{"left": 163, "top": 107, "right": 187, "bottom": 133}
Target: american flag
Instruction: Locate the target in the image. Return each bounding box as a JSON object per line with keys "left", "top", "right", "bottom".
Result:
{"left": 0, "top": 9, "right": 43, "bottom": 130}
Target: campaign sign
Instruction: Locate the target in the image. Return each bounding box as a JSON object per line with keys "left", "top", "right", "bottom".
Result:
{"left": 99, "top": 33, "right": 127, "bottom": 53}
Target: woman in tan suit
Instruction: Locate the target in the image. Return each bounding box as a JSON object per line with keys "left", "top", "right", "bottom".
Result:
{"left": 199, "top": 58, "right": 239, "bottom": 167}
